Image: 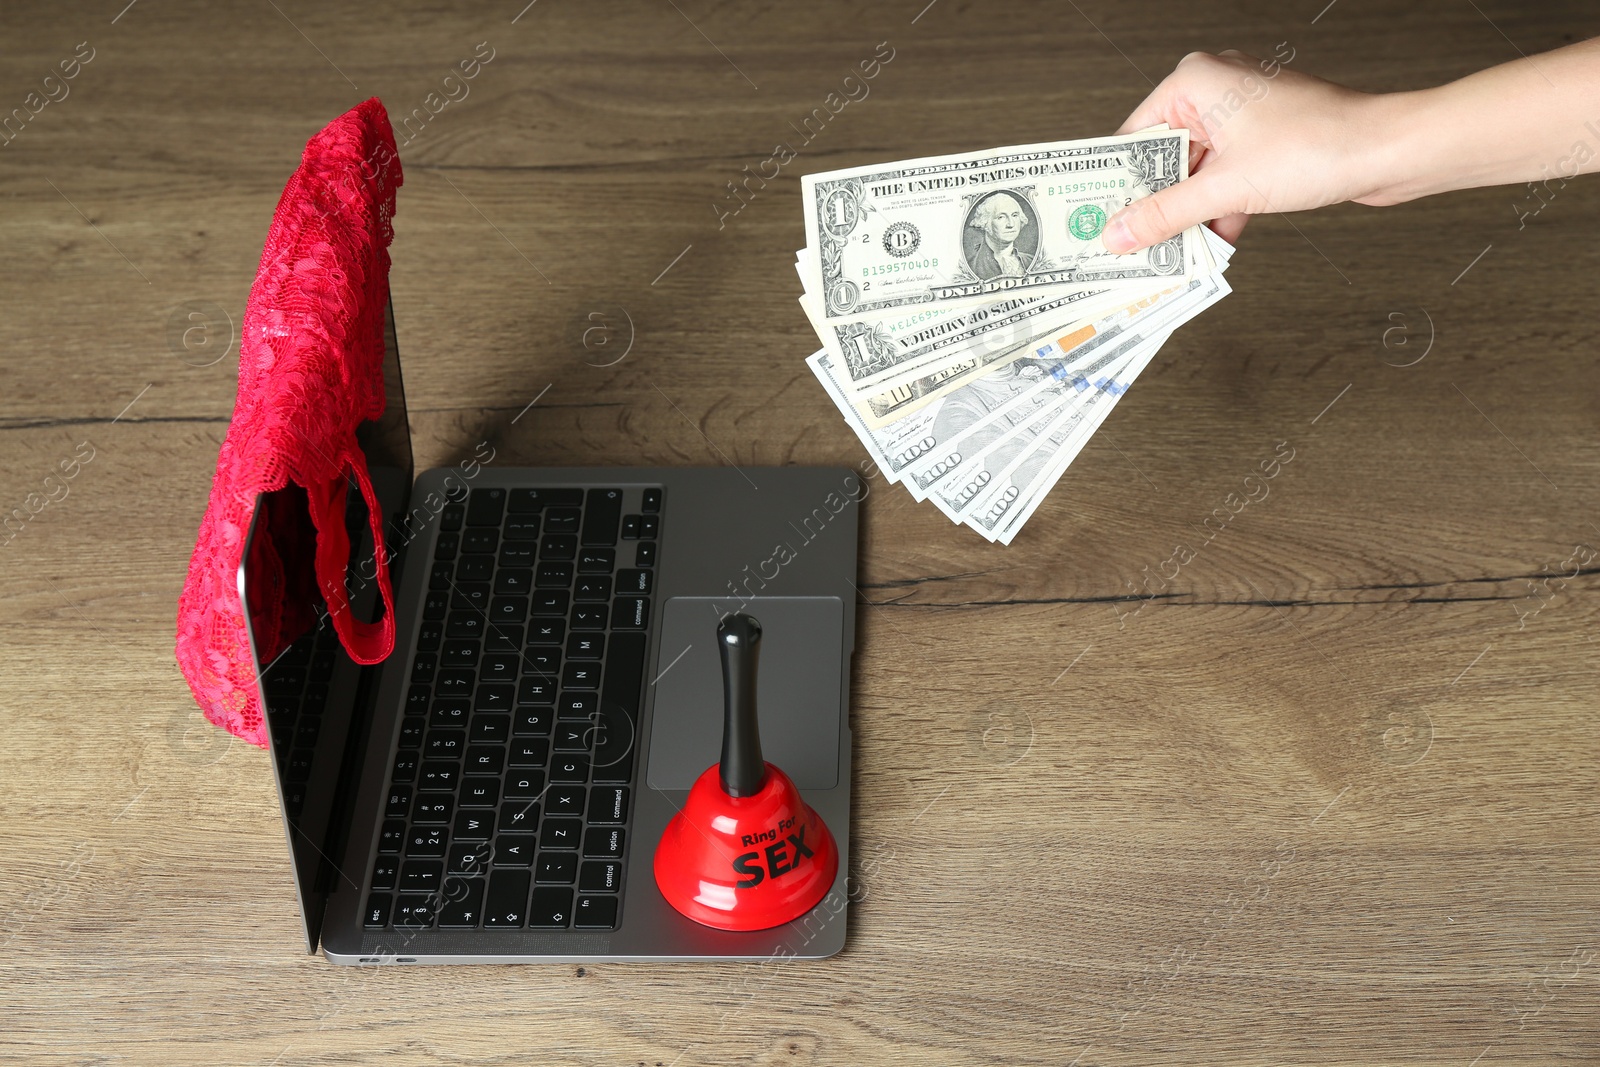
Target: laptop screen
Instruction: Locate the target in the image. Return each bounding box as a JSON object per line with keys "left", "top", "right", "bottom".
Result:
{"left": 238, "top": 301, "right": 413, "bottom": 952}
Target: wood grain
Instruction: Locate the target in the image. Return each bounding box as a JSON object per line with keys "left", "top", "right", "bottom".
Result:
{"left": 3, "top": 0, "right": 1599, "bottom": 1064}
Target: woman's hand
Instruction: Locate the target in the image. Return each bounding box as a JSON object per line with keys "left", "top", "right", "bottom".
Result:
{"left": 1103, "top": 50, "right": 1401, "bottom": 253}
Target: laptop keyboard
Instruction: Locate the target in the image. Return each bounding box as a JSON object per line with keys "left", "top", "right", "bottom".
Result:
{"left": 364, "top": 485, "right": 662, "bottom": 933}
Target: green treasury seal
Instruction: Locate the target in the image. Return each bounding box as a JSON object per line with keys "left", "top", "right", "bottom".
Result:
{"left": 1067, "top": 203, "right": 1107, "bottom": 241}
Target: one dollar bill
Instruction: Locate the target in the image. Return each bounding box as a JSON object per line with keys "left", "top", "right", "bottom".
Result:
{"left": 801, "top": 130, "right": 1190, "bottom": 323}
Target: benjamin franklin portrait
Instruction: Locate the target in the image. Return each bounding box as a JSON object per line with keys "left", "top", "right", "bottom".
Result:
{"left": 962, "top": 191, "right": 1039, "bottom": 281}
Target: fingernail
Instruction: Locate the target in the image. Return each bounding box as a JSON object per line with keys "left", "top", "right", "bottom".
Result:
{"left": 1102, "top": 213, "right": 1135, "bottom": 254}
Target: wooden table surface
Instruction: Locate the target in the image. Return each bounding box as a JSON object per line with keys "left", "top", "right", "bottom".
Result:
{"left": 4, "top": 1, "right": 1598, "bottom": 1063}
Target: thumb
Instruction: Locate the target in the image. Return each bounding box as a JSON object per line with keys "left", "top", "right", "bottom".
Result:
{"left": 1102, "top": 171, "right": 1234, "bottom": 253}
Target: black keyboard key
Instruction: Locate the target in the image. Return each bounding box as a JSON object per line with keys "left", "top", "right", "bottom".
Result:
{"left": 509, "top": 488, "right": 582, "bottom": 512}
{"left": 448, "top": 841, "right": 493, "bottom": 876}
{"left": 400, "top": 860, "right": 443, "bottom": 894}
{"left": 561, "top": 662, "right": 601, "bottom": 689}
{"left": 379, "top": 819, "right": 407, "bottom": 853}
{"left": 635, "top": 541, "right": 656, "bottom": 567}
{"left": 529, "top": 887, "right": 574, "bottom": 928}
{"left": 471, "top": 714, "right": 510, "bottom": 743}
{"left": 398, "top": 717, "right": 426, "bottom": 749}
{"left": 478, "top": 652, "right": 519, "bottom": 684}
{"left": 406, "top": 685, "right": 432, "bottom": 715}
{"left": 584, "top": 826, "right": 625, "bottom": 859}
{"left": 483, "top": 870, "right": 531, "bottom": 927}
{"left": 406, "top": 825, "right": 448, "bottom": 857}
{"left": 503, "top": 514, "right": 541, "bottom": 540}
{"left": 559, "top": 692, "right": 598, "bottom": 719}
{"left": 612, "top": 597, "right": 649, "bottom": 630}
{"left": 451, "top": 582, "right": 491, "bottom": 611}
{"left": 371, "top": 858, "right": 399, "bottom": 892}
{"left": 425, "top": 730, "right": 466, "bottom": 759}
{"left": 594, "top": 631, "right": 646, "bottom": 782}
{"left": 484, "top": 624, "right": 523, "bottom": 653}
{"left": 551, "top": 756, "right": 589, "bottom": 783}
{"left": 536, "top": 852, "right": 578, "bottom": 884}
{"left": 499, "top": 801, "right": 540, "bottom": 834}
{"left": 499, "top": 542, "right": 536, "bottom": 568}
{"left": 490, "top": 596, "right": 528, "bottom": 624}
{"left": 391, "top": 751, "right": 419, "bottom": 784}
{"left": 474, "top": 684, "right": 515, "bottom": 713}
{"left": 583, "top": 488, "right": 623, "bottom": 545}
{"left": 641, "top": 488, "right": 662, "bottom": 513}
{"left": 638, "top": 515, "right": 659, "bottom": 539}
{"left": 589, "top": 786, "right": 629, "bottom": 824}
{"left": 416, "top": 620, "right": 443, "bottom": 652}
{"left": 412, "top": 795, "right": 453, "bottom": 823}
{"left": 429, "top": 561, "right": 453, "bottom": 590}
{"left": 422, "top": 590, "right": 448, "bottom": 619}
{"left": 441, "top": 640, "right": 480, "bottom": 670}
{"left": 574, "top": 575, "right": 612, "bottom": 601}
{"left": 457, "top": 555, "right": 494, "bottom": 582}
{"left": 466, "top": 487, "right": 506, "bottom": 527}
{"left": 439, "top": 503, "right": 465, "bottom": 531}
{"left": 510, "top": 738, "right": 550, "bottom": 767}
{"left": 436, "top": 669, "right": 474, "bottom": 697}
{"left": 462, "top": 528, "right": 499, "bottom": 554}
{"left": 513, "top": 707, "right": 553, "bottom": 736}
{"left": 494, "top": 569, "right": 534, "bottom": 596}
{"left": 437, "top": 876, "right": 486, "bottom": 928}
{"left": 454, "top": 809, "right": 494, "bottom": 839}
{"left": 524, "top": 647, "right": 560, "bottom": 674}
{"left": 540, "top": 534, "right": 577, "bottom": 561}
{"left": 505, "top": 771, "right": 547, "bottom": 800}
{"left": 532, "top": 589, "right": 570, "bottom": 615}
{"left": 545, "top": 785, "right": 586, "bottom": 816}
{"left": 580, "top": 860, "right": 623, "bottom": 893}
{"left": 620, "top": 515, "right": 642, "bottom": 540}
{"left": 616, "top": 569, "right": 652, "bottom": 595}
{"left": 435, "top": 532, "right": 460, "bottom": 560}
{"left": 464, "top": 744, "right": 506, "bottom": 776}
{"left": 574, "top": 895, "right": 619, "bottom": 929}
{"left": 517, "top": 676, "right": 557, "bottom": 705}
{"left": 445, "top": 614, "right": 485, "bottom": 642}
{"left": 385, "top": 786, "right": 412, "bottom": 819}
{"left": 493, "top": 835, "right": 536, "bottom": 867}
{"left": 571, "top": 604, "right": 608, "bottom": 630}
{"left": 411, "top": 653, "right": 437, "bottom": 683}
{"left": 364, "top": 893, "right": 392, "bottom": 928}
{"left": 394, "top": 895, "right": 437, "bottom": 929}
{"left": 528, "top": 619, "right": 566, "bottom": 645}
{"left": 429, "top": 699, "right": 469, "bottom": 728}
{"left": 554, "top": 720, "right": 593, "bottom": 753}
{"left": 567, "top": 632, "right": 604, "bottom": 659}
{"left": 541, "top": 818, "right": 582, "bottom": 850}
{"left": 418, "top": 761, "right": 461, "bottom": 791}
{"left": 459, "top": 780, "right": 500, "bottom": 809}
{"left": 577, "top": 547, "right": 615, "bottom": 573}
{"left": 536, "top": 561, "right": 574, "bottom": 587}
{"left": 542, "top": 507, "right": 581, "bottom": 534}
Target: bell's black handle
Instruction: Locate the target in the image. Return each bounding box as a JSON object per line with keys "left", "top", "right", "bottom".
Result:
{"left": 717, "top": 613, "right": 766, "bottom": 797}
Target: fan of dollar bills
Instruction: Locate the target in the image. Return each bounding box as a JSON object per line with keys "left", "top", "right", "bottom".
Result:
{"left": 798, "top": 128, "right": 1233, "bottom": 544}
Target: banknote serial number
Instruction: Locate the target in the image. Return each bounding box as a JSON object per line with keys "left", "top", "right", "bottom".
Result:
{"left": 1047, "top": 179, "right": 1127, "bottom": 196}
{"left": 862, "top": 258, "right": 938, "bottom": 277}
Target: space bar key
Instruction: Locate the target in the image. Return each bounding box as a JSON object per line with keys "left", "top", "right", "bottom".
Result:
{"left": 593, "top": 631, "right": 645, "bottom": 783}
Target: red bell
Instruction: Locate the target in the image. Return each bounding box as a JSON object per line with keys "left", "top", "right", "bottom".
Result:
{"left": 653, "top": 613, "right": 839, "bottom": 931}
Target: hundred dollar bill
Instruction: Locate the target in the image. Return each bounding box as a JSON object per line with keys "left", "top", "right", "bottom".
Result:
{"left": 801, "top": 130, "right": 1190, "bottom": 323}
{"left": 924, "top": 335, "right": 1157, "bottom": 521}
{"left": 904, "top": 266, "right": 1232, "bottom": 492}
{"left": 964, "top": 335, "right": 1169, "bottom": 539}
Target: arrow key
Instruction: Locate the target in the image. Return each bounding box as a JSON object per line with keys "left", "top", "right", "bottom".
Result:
{"left": 528, "top": 887, "right": 573, "bottom": 928}
{"left": 437, "top": 877, "right": 486, "bottom": 929}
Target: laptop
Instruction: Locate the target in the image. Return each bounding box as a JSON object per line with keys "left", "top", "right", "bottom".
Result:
{"left": 237, "top": 304, "right": 858, "bottom": 963}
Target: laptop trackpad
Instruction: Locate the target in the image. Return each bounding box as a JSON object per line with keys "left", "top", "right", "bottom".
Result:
{"left": 647, "top": 596, "right": 843, "bottom": 790}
